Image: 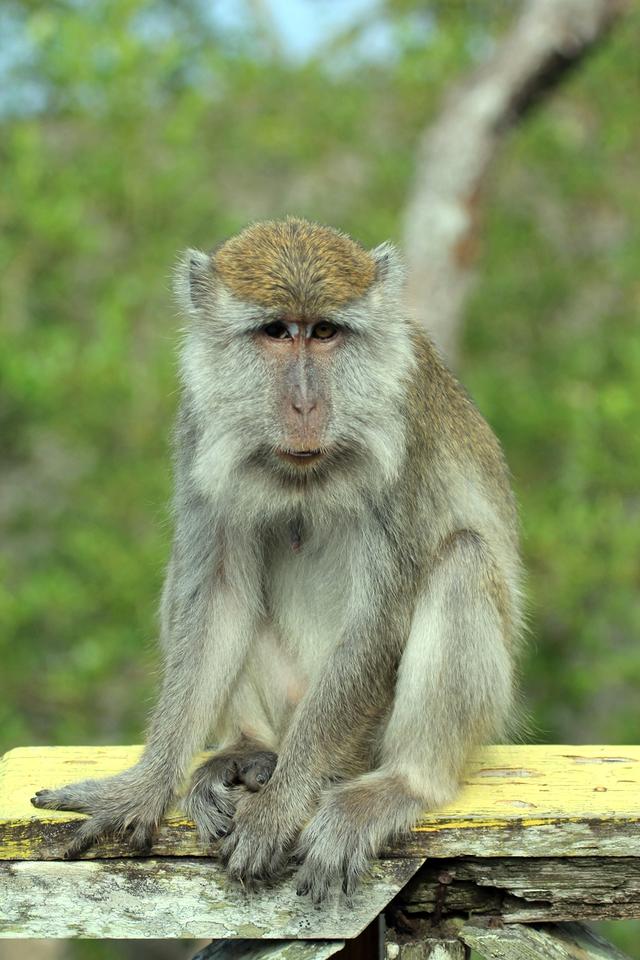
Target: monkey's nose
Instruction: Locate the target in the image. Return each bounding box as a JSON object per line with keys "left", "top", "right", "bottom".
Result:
{"left": 291, "top": 386, "right": 316, "bottom": 416}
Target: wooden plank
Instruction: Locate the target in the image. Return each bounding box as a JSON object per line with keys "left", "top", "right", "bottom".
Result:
{"left": 0, "top": 855, "right": 422, "bottom": 939}
{"left": 2, "top": 745, "right": 639, "bottom": 861}
{"left": 191, "top": 941, "right": 345, "bottom": 959}
{"left": 460, "top": 921, "right": 634, "bottom": 960}
{"left": 401, "top": 856, "right": 640, "bottom": 922}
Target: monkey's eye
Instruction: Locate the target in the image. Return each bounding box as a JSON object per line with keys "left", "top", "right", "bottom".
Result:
{"left": 262, "top": 321, "right": 291, "bottom": 340}
{"left": 311, "top": 321, "right": 338, "bottom": 340}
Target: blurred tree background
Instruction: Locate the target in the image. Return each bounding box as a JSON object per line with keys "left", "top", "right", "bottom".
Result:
{"left": 0, "top": 0, "right": 639, "bottom": 956}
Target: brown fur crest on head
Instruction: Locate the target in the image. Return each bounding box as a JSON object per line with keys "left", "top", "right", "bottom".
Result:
{"left": 213, "top": 217, "right": 377, "bottom": 315}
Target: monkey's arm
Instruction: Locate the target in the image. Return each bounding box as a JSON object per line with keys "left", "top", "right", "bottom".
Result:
{"left": 223, "top": 530, "right": 514, "bottom": 893}
{"left": 32, "top": 497, "right": 259, "bottom": 856}
{"left": 296, "top": 529, "right": 515, "bottom": 900}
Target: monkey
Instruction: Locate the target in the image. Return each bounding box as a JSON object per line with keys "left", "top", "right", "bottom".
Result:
{"left": 32, "top": 217, "right": 522, "bottom": 901}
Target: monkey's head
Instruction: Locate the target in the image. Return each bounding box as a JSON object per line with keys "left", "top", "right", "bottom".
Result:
{"left": 175, "top": 218, "right": 415, "bottom": 517}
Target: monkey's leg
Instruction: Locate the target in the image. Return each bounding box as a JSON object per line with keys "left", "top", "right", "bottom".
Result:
{"left": 185, "top": 738, "right": 277, "bottom": 842}
{"left": 295, "top": 530, "right": 514, "bottom": 902}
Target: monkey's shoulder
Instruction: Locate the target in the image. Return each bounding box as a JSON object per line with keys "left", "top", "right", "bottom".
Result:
{"left": 400, "top": 333, "right": 517, "bottom": 549}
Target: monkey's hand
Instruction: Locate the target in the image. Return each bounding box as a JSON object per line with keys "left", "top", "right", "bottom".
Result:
{"left": 219, "top": 780, "right": 306, "bottom": 884}
{"left": 31, "top": 769, "right": 170, "bottom": 857}
{"left": 295, "top": 781, "right": 382, "bottom": 904}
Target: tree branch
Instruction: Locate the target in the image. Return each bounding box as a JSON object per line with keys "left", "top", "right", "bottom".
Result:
{"left": 402, "top": 0, "right": 628, "bottom": 365}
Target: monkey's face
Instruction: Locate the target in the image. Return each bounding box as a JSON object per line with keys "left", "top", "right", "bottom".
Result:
{"left": 253, "top": 317, "right": 338, "bottom": 471}
{"left": 175, "top": 219, "right": 416, "bottom": 511}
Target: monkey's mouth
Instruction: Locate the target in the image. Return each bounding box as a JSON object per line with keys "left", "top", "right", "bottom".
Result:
{"left": 277, "top": 448, "right": 324, "bottom": 466}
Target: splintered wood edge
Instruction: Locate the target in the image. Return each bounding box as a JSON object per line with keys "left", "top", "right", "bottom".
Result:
{"left": 460, "top": 921, "right": 635, "bottom": 960}
{"left": 2, "top": 744, "right": 640, "bottom": 860}
{"left": 399, "top": 856, "right": 640, "bottom": 923}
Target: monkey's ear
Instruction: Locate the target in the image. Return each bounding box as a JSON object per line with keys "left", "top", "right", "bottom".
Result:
{"left": 174, "top": 249, "right": 216, "bottom": 315}
{"left": 370, "top": 241, "right": 407, "bottom": 294}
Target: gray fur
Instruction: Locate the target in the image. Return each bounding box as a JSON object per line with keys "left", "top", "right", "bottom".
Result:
{"left": 32, "top": 222, "right": 522, "bottom": 899}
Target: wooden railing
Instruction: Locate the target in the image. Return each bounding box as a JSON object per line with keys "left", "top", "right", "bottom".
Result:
{"left": 1, "top": 744, "right": 639, "bottom": 958}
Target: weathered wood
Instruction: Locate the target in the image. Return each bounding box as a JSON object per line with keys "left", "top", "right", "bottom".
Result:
{"left": 459, "top": 920, "right": 634, "bottom": 960}
{"left": 385, "top": 923, "right": 468, "bottom": 959}
{"left": 0, "top": 856, "right": 421, "bottom": 939}
{"left": 3, "top": 745, "right": 639, "bottom": 861}
{"left": 190, "top": 941, "right": 345, "bottom": 960}
{"left": 3, "top": 745, "right": 640, "bottom": 939}
{"left": 400, "top": 856, "right": 640, "bottom": 922}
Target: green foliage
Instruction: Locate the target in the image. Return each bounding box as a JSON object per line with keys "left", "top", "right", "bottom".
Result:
{"left": 0, "top": 0, "right": 639, "bottom": 937}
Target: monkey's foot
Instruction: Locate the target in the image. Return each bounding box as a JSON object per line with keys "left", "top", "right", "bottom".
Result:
{"left": 31, "top": 772, "right": 168, "bottom": 857}
{"left": 185, "top": 746, "right": 277, "bottom": 843}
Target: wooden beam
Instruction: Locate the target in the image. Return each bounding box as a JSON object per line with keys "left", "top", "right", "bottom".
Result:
{"left": 3, "top": 745, "right": 639, "bottom": 861}
{"left": 400, "top": 856, "right": 640, "bottom": 922}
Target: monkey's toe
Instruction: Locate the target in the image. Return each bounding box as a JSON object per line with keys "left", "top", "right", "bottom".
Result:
{"left": 295, "top": 865, "right": 332, "bottom": 906}
{"left": 185, "top": 775, "right": 238, "bottom": 844}
{"left": 31, "top": 788, "right": 87, "bottom": 812}
{"left": 237, "top": 750, "right": 277, "bottom": 792}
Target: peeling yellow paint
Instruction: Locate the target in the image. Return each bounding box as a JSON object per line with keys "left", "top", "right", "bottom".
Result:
{"left": 1, "top": 744, "right": 639, "bottom": 861}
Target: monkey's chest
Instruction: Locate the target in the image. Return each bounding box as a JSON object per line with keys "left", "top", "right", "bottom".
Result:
{"left": 217, "top": 531, "right": 359, "bottom": 747}
{"left": 265, "top": 535, "right": 353, "bottom": 676}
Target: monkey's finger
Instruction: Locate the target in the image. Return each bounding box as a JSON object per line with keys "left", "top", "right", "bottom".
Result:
{"left": 226, "top": 839, "right": 271, "bottom": 883}
{"left": 341, "top": 845, "right": 368, "bottom": 902}
{"left": 210, "top": 788, "right": 237, "bottom": 819}
{"left": 307, "top": 871, "right": 331, "bottom": 906}
{"left": 295, "top": 875, "right": 310, "bottom": 897}
{"left": 190, "top": 801, "right": 234, "bottom": 844}
{"left": 31, "top": 791, "right": 60, "bottom": 809}
{"left": 342, "top": 868, "right": 359, "bottom": 903}
{"left": 224, "top": 841, "right": 262, "bottom": 880}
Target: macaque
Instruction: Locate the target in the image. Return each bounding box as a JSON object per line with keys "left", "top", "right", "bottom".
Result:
{"left": 33, "top": 218, "right": 521, "bottom": 901}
